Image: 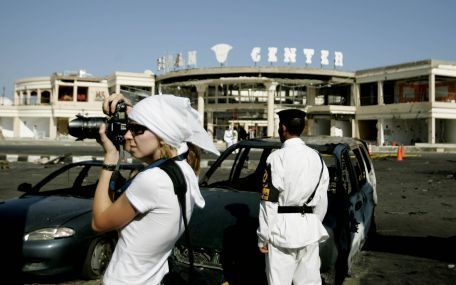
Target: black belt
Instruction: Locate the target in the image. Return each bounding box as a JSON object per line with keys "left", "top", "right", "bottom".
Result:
{"left": 278, "top": 205, "right": 314, "bottom": 214}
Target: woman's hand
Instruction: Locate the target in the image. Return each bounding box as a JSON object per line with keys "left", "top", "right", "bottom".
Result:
{"left": 98, "top": 123, "right": 119, "bottom": 164}
{"left": 103, "top": 93, "right": 133, "bottom": 116}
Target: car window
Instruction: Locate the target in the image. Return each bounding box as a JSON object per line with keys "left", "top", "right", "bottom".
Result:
{"left": 322, "top": 154, "right": 337, "bottom": 194}
{"left": 39, "top": 165, "right": 85, "bottom": 192}
{"left": 340, "top": 151, "right": 357, "bottom": 194}
{"left": 350, "top": 148, "right": 367, "bottom": 186}
{"left": 358, "top": 145, "right": 372, "bottom": 173}
{"left": 203, "top": 146, "right": 275, "bottom": 192}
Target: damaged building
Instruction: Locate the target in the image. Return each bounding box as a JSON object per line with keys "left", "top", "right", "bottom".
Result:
{"left": 1, "top": 59, "right": 455, "bottom": 147}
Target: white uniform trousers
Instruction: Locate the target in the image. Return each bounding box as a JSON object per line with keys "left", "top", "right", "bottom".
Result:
{"left": 266, "top": 242, "right": 321, "bottom": 285}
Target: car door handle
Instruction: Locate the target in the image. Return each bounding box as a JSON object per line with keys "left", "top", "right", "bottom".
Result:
{"left": 355, "top": 201, "right": 362, "bottom": 211}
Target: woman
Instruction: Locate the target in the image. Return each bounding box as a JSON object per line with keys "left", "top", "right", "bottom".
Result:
{"left": 92, "top": 94, "right": 219, "bottom": 285}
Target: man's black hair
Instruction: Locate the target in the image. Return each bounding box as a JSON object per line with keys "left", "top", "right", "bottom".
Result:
{"left": 277, "top": 109, "right": 306, "bottom": 136}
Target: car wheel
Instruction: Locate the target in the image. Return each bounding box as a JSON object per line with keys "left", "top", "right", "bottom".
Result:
{"left": 81, "top": 236, "right": 115, "bottom": 279}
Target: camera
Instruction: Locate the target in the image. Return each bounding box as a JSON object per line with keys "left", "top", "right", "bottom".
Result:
{"left": 68, "top": 102, "right": 128, "bottom": 147}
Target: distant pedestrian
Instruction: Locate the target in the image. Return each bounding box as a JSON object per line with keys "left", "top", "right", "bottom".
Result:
{"left": 238, "top": 126, "right": 247, "bottom": 140}
{"left": 224, "top": 126, "right": 234, "bottom": 149}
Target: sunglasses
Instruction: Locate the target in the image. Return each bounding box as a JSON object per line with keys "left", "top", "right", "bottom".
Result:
{"left": 126, "top": 123, "right": 149, "bottom": 136}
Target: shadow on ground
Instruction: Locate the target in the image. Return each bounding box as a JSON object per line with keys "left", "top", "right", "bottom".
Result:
{"left": 365, "top": 234, "right": 456, "bottom": 263}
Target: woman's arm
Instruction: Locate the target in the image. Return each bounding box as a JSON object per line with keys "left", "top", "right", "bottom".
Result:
{"left": 92, "top": 116, "right": 136, "bottom": 233}
{"left": 92, "top": 171, "right": 136, "bottom": 233}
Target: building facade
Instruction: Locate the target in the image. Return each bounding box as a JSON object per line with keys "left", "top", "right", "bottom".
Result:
{"left": 0, "top": 70, "right": 154, "bottom": 139}
{"left": 156, "top": 60, "right": 456, "bottom": 146}
{"left": 1, "top": 60, "right": 455, "bottom": 146}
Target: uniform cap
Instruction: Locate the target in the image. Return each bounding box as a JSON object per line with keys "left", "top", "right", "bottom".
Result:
{"left": 277, "top": 109, "right": 306, "bottom": 122}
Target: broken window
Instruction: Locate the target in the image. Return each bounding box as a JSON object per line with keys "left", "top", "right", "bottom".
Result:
{"left": 58, "top": 86, "right": 73, "bottom": 101}
{"left": 77, "top": 87, "right": 88, "bottom": 102}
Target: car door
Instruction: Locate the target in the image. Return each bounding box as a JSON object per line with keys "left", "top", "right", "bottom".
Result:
{"left": 334, "top": 145, "right": 368, "bottom": 275}
{"left": 343, "top": 146, "right": 376, "bottom": 272}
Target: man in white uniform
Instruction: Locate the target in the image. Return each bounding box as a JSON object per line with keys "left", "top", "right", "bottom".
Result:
{"left": 257, "top": 109, "right": 329, "bottom": 285}
{"left": 224, "top": 126, "right": 234, "bottom": 149}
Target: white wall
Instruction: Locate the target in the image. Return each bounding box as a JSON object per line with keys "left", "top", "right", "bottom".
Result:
{"left": 0, "top": 118, "right": 14, "bottom": 137}
{"left": 437, "top": 119, "right": 456, "bottom": 143}
{"left": 313, "top": 118, "right": 330, "bottom": 135}
{"left": 383, "top": 119, "right": 427, "bottom": 145}
{"left": 19, "top": 117, "right": 50, "bottom": 138}
{"left": 334, "top": 120, "right": 352, "bottom": 137}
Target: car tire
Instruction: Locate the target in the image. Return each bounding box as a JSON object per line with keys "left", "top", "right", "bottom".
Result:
{"left": 81, "top": 236, "right": 116, "bottom": 280}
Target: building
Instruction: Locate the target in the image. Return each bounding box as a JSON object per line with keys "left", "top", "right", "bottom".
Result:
{"left": 156, "top": 60, "right": 456, "bottom": 146}
{"left": 0, "top": 70, "right": 154, "bottom": 139}
{"left": 1, "top": 59, "right": 455, "bottom": 146}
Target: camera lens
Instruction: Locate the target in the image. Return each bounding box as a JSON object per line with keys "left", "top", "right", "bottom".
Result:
{"left": 68, "top": 116, "right": 106, "bottom": 139}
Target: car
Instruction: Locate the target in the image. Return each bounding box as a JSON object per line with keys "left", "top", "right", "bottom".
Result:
{"left": 0, "top": 160, "right": 144, "bottom": 281}
{"left": 167, "top": 136, "right": 377, "bottom": 285}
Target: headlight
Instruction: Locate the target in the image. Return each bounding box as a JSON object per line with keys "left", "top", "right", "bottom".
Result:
{"left": 24, "top": 227, "right": 75, "bottom": 241}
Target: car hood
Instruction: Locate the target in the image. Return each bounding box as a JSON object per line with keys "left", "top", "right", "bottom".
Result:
{"left": 0, "top": 195, "right": 92, "bottom": 232}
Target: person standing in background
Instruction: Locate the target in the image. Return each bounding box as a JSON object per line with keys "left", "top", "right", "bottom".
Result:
{"left": 257, "top": 109, "right": 329, "bottom": 285}
{"left": 224, "top": 125, "right": 234, "bottom": 149}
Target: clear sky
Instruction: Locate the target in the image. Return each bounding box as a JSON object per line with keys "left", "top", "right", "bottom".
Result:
{"left": 1, "top": 0, "right": 455, "bottom": 99}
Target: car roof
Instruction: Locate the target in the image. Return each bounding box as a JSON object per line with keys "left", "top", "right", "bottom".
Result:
{"left": 67, "top": 160, "right": 145, "bottom": 170}
{"left": 235, "top": 135, "right": 367, "bottom": 152}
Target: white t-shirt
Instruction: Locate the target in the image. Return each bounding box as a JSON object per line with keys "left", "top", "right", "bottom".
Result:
{"left": 102, "top": 160, "right": 203, "bottom": 285}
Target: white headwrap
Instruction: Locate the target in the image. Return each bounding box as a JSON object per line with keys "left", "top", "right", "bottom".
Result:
{"left": 128, "top": 94, "right": 220, "bottom": 156}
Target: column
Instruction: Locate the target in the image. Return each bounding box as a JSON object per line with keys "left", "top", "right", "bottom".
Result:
{"left": 13, "top": 117, "right": 21, "bottom": 137}
{"left": 330, "top": 118, "right": 336, "bottom": 136}
{"left": 352, "top": 83, "right": 360, "bottom": 106}
{"left": 26, "top": 90, "right": 31, "bottom": 105}
{"left": 52, "top": 82, "right": 59, "bottom": 104}
{"left": 352, "top": 118, "right": 358, "bottom": 138}
{"left": 377, "top": 118, "right": 385, "bottom": 146}
{"left": 307, "top": 86, "right": 316, "bottom": 105}
{"left": 207, "top": 111, "right": 214, "bottom": 139}
{"left": 37, "top": 89, "right": 42, "bottom": 104}
{"left": 307, "top": 118, "right": 314, "bottom": 135}
{"left": 265, "top": 82, "right": 278, "bottom": 137}
{"left": 377, "top": 81, "right": 384, "bottom": 105}
{"left": 429, "top": 74, "right": 435, "bottom": 103}
{"left": 428, "top": 116, "right": 435, "bottom": 144}
{"left": 73, "top": 81, "right": 78, "bottom": 102}
{"left": 195, "top": 84, "right": 207, "bottom": 127}
{"left": 49, "top": 117, "right": 57, "bottom": 139}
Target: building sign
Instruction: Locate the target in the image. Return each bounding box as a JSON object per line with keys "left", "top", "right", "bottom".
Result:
{"left": 211, "top": 43, "right": 233, "bottom": 66}
{"left": 156, "top": 43, "right": 343, "bottom": 71}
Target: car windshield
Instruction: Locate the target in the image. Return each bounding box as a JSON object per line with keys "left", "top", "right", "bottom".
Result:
{"left": 30, "top": 164, "right": 136, "bottom": 198}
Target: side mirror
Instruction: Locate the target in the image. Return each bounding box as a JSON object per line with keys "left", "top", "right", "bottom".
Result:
{"left": 18, "top": 183, "right": 33, "bottom": 193}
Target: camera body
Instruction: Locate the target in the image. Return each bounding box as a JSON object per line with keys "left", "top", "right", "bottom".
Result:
{"left": 105, "top": 102, "right": 128, "bottom": 146}
{"left": 68, "top": 102, "right": 128, "bottom": 148}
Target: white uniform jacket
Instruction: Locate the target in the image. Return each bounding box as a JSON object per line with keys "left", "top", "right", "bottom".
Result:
{"left": 257, "top": 138, "right": 330, "bottom": 249}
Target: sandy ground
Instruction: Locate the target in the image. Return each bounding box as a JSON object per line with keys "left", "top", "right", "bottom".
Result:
{"left": 1, "top": 152, "right": 455, "bottom": 284}
{"left": 343, "top": 152, "right": 456, "bottom": 285}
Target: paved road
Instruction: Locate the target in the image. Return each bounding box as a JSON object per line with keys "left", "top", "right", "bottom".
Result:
{"left": 0, "top": 153, "right": 455, "bottom": 284}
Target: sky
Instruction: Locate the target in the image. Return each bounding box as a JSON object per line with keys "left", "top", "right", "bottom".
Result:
{"left": 1, "top": 0, "right": 456, "bottom": 99}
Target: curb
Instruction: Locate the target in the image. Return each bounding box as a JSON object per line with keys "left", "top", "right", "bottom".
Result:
{"left": 0, "top": 153, "right": 216, "bottom": 168}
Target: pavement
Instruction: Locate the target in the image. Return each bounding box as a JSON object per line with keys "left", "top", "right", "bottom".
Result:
{"left": 0, "top": 138, "right": 227, "bottom": 167}
{"left": 0, "top": 138, "right": 456, "bottom": 166}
